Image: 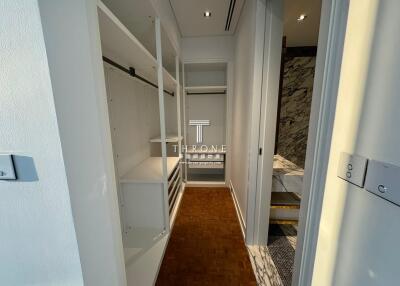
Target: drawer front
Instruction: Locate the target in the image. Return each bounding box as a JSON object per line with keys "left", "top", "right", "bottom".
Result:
{"left": 169, "top": 180, "right": 181, "bottom": 214}
{"left": 168, "top": 171, "right": 181, "bottom": 196}
{"left": 168, "top": 163, "right": 182, "bottom": 214}
{"left": 168, "top": 162, "right": 180, "bottom": 182}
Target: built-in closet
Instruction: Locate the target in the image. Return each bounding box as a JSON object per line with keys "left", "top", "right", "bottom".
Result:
{"left": 183, "top": 63, "right": 228, "bottom": 183}
{"left": 97, "top": 1, "right": 183, "bottom": 284}
{"left": 96, "top": 0, "right": 231, "bottom": 283}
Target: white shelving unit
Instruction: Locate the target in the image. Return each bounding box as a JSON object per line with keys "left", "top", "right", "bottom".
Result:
{"left": 120, "top": 157, "right": 180, "bottom": 183}
{"left": 118, "top": 157, "right": 183, "bottom": 286}
{"left": 98, "top": 2, "right": 176, "bottom": 93}
{"left": 119, "top": 157, "right": 182, "bottom": 247}
{"left": 183, "top": 62, "right": 228, "bottom": 183}
{"left": 97, "top": 1, "right": 184, "bottom": 285}
{"left": 119, "top": 157, "right": 182, "bottom": 283}
{"left": 185, "top": 85, "right": 227, "bottom": 94}
{"left": 124, "top": 232, "right": 169, "bottom": 286}
{"left": 186, "top": 147, "right": 226, "bottom": 154}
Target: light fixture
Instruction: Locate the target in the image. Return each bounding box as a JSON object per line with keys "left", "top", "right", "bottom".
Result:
{"left": 297, "top": 14, "right": 307, "bottom": 22}
{"left": 204, "top": 11, "right": 211, "bottom": 18}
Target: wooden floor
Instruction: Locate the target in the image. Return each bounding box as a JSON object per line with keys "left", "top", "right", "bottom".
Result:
{"left": 156, "top": 187, "right": 257, "bottom": 285}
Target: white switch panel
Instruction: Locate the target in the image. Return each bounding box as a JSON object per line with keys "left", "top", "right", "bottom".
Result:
{"left": 364, "top": 160, "right": 400, "bottom": 206}
{"left": 337, "top": 152, "right": 368, "bottom": 187}
{"left": 0, "top": 154, "right": 16, "bottom": 180}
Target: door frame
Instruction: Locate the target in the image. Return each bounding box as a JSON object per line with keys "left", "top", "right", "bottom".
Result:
{"left": 248, "top": 0, "right": 350, "bottom": 286}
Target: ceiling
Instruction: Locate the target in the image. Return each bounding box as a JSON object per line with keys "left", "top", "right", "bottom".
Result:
{"left": 170, "top": 0, "right": 245, "bottom": 37}
{"left": 170, "top": 0, "right": 321, "bottom": 47}
{"left": 284, "top": 0, "right": 322, "bottom": 47}
{"left": 104, "top": 0, "right": 321, "bottom": 49}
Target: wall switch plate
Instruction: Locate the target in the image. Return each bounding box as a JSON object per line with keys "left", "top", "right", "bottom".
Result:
{"left": 337, "top": 152, "right": 368, "bottom": 187}
{"left": 364, "top": 160, "right": 400, "bottom": 206}
{"left": 0, "top": 154, "right": 16, "bottom": 180}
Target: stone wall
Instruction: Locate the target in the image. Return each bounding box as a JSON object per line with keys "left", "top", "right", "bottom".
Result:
{"left": 277, "top": 56, "right": 316, "bottom": 168}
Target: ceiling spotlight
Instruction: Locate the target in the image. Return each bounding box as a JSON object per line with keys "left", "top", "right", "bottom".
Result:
{"left": 204, "top": 11, "right": 211, "bottom": 18}
{"left": 297, "top": 14, "right": 307, "bottom": 22}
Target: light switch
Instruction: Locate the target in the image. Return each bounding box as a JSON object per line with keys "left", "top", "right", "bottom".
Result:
{"left": 364, "top": 160, "right": 400, "bottom": 206}
{"left": 0, "top": 154, "right": 17, "bottom": 180}
{"left": 337, "top": 152, "right": 368, "bottom": 187}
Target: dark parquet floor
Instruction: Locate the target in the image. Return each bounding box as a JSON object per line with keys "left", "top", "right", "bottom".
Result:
{"left": 156, "top": 187, "right": 257, "bottom": 286}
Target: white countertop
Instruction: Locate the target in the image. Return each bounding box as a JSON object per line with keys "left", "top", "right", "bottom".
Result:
{"left": 120, "top": 157, "right": 180, "bottom": 183}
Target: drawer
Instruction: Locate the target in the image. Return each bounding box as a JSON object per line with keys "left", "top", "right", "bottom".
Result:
{"left": 169, "top": 181, "right": 181, "bottom": 213}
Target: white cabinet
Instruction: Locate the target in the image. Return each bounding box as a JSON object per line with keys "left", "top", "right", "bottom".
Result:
{"left": 119, "top": 157, "right": 182, "bottom": 237}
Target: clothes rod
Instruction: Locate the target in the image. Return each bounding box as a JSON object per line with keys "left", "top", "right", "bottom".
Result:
{"left": 102, "top": 56, "right": 174, "bottom": 96}
{"left": 186, "top": 92, "right": 226, "bottom": 95}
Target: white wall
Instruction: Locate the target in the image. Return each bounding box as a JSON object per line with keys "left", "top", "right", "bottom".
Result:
{"left": 0, "top": 1, "right": 84, "bottom": 285}
{"left": 185, "top": 93, "right": 227, "bottom": 146}
{"left": 312, "top": 0, "right": 400, "bottom": 285}
{"left": 38, "top": 0, "right": 126, "bottom": 285}
{"left": 186, "top": 70, "right": 227, "bottom": 87}
{"left": 230, "top": 0, "right": 258, "bottom": 228}
{"left": 181, "top": 36, "right": 235, "bottom": 62}
{"left": 104, "top": 66, "right": 161, "bottom": 176}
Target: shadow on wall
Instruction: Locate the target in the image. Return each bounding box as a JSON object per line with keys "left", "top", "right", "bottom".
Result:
{"left": 12, "top": 155, "right": 39, "bottom": 182}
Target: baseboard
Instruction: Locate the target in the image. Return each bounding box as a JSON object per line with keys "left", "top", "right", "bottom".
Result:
{"left": 229, "top": 180, "right": 246, "bottom": 240}
{"left": 185, "top": 181, "right": 227, "bottom": 188}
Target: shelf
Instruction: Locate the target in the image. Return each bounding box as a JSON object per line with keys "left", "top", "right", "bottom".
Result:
{"left": 188, "top": 162, "right": 224, "bottom": 169}
{"left": 97, "top": 2, "right": 176, "bottom": 93}
{"left": 185, "top": 85, "right": 227, "bottom": 94}
{"left": 186, "top": 153, "right": 224, "bottom": 161}
{"left": 120, "top": 157, "right": 180, "bottom": 184}
{"left": 185, "top": 147, "right": 226, "bottom": 154}
{"left": 123, "top": 227, "right": 166, "bottom": 249}
{"left": 149, "top": 135, "right": 183, "bottom": 143}
{"left": 123, "top": 227, "right": 168, "bottom": 286}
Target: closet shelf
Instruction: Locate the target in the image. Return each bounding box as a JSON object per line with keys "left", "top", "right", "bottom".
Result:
{"left": 98, "top": 1, "right": 176, "bottom": 93}
{"left": 185, "top": 147, "right": 226, "bottom": 154}
{"left": 123, "top": 227, "right": 168, "bottom": 284}
{"left": 188, "top": 162, "right": 224, "bottom": 169}
{"left": 123, "top": 227, "right": 166, "bottom": 249}
{"left": 149, "top": 135, "right": 183, "bottom": 143}
{"left": 185, "top": 85, "right": 227, "bottom": 94}
{"left": 120, "top": 157, "right": 180, "bottom": 184}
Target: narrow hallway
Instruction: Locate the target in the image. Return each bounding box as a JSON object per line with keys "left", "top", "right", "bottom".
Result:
{"left": 156, "top": 187, "right": 257, "bottom": 285}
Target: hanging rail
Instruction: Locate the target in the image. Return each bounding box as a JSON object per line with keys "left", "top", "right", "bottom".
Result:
{"left": 102, "top": 56, "right": 174, "bottom": 96}
{"left": 186, "top": 91, "right": 226, "bottom": 95}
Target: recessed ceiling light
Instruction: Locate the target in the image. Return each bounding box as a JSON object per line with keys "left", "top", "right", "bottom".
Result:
{"left": 204, "top": 11, "right": 211, "bottom": 18}
{"left": 297, "top": 14, "right": 307, "bottom": 22}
